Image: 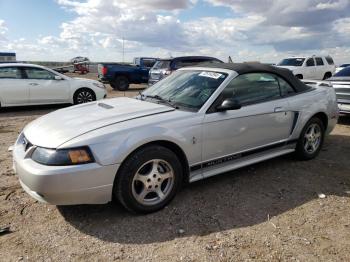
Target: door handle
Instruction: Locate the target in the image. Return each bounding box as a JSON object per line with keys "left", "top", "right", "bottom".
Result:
{"left": 274, "top": 107, "right": 284, "bottom": 112}
{"left": 29, "top": 83, "right": 39, "bottom": 86}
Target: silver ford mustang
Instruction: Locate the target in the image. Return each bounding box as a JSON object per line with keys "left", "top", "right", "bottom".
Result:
{"left": 13, "top": 63, "right": 339, "bottom": 213}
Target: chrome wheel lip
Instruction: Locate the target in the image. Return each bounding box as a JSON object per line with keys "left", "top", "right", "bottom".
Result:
{"left": 303, "top": 123, "right": 322, "bottom": 154}
{"left": 132, "top": 159, "right": 174, "bottom": 206}
{"left": 76, "top": 91, "right": 93, "bottom": 104}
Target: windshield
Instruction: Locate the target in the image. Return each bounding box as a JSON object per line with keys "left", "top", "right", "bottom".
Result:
{"left": 152, "top": 60, "right": 171, "bottom": 70}
{"left": 141, "top": 70, "right": 227, "bottom": 111}
{"left": 278, "top": 58, "right": 305, "bottom": 66}
{"left": 334, "top": 67, "right": 350, "bottom": 77}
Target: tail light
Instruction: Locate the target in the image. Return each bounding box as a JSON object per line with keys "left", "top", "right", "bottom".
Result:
{"left": 101, "top": 66, "right": 108, "bottom": 75}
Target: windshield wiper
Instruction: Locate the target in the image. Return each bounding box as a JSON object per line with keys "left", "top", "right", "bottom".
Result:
{"left": 142, "top": 94, "right": 178, "bottom": 109}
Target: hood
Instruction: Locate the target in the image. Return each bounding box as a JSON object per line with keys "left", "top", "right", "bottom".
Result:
{"left": 277, "top": 66, "right": 298, "bottom": 71}
{"left": 24, "top": 97, "right": 174, "bottom": 148}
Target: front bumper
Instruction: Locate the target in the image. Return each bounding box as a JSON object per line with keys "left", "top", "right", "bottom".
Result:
{"left": 13, "top": 142, "right": 119, "bottom": 205}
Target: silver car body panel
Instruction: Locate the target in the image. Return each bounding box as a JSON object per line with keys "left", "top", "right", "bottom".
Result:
{"left": 13, "top": 67, "right": 339, "bottom": 205}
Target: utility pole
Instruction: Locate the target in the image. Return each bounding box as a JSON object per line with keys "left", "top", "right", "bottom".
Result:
{"left": 122, "top": 37, "right": 125, "bottom": 63}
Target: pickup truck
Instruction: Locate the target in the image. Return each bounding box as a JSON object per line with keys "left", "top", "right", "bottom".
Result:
{"left": 98, "top": 57, "right": 157, "bottom": 91}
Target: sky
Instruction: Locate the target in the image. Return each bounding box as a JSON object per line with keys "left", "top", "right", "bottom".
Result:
{"left": 0, "top": 0, "right": 350, "bottom": 64}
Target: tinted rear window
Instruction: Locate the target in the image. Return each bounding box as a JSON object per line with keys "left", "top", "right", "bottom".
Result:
{"left": 325, "top": 56, "right": 334, "bottom": 65}
{"left": 152, "top": 60, "right": 171, "bottom": 69}
{"left": 174, "top": 58, "right": 221, "bottom": 69}
{"left": 334, "top": 67, "right": 350, "bottom": 77}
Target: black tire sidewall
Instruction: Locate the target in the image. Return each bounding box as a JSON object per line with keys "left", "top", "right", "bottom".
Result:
{"left": 114, "top": 145, "right": 183, "bottom": 213}
{"left": 73, "top": 88, "right": 96, "bottom": 104}
{"left": 296, "top": 117, "right": 325, "bottom": 160}
{"left": 115, "top": 76, "right": 129, "bottom": 91}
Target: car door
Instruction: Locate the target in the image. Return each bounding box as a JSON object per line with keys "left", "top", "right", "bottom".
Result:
{"left": 304, "top": 58, "right": 316, "bottom": 79}
{"left": 201, "top": 73, "right": 295, "bottom": 176}
{"left": 0, "top": 66, "right": 29, "bottom": 106}
{"left": 315, "top": 57, "right": 325, "bottom": 79}
{"left": 22, "top": 67, "right": 70, "bottom": 104}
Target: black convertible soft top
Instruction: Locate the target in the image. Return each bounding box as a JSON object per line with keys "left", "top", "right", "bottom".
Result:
{"left": 198, "top": 62, "right": 312, "bottom": 93}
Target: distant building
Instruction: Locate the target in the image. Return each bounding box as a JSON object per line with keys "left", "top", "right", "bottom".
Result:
{"left": 0, "top": 52, "right": 16, "bottom": 62}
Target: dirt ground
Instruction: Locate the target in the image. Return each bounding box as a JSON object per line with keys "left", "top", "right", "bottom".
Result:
{"left": 1, "top": 73, "right": 350, "bottom": 261}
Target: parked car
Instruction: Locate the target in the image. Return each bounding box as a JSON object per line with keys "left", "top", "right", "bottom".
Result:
{"left": 277, "top": 55, "right": 336, "bottom": 80}
{"left": 13, "top": 63, "right": 338, "bottom": 213}
{"left": 335, "top": 63, "right": 350, "bottom": 74}
{"left": 0, "top": 63, "right": 106, "bottom": 108}
{"left": 98, "top": 57, "right": 157, "bottom": 91}
{"left": 327, "top": 67, "right": 350, "bottom": 114}
{"left": 148, "top": 56, "right": 223, "bottom": 85}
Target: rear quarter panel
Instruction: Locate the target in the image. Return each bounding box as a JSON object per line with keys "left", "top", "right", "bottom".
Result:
{"left": 287, "top": 86, "right": 338, "bottom": 139}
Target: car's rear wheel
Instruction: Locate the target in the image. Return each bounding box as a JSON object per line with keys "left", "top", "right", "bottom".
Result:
{"left": 73, "top": 88, "right": 96, "bottom": 104}
{"left": 295, "top": 117, "right": 325, "bottom": 160}
{"left": 114, "top": 145, "right": 183, "bottom": 213}
{"left": 113, "top": 76, "right": 129, "bottom": 91}
{"left": 295, "top": 74, "right": 303, "bottom": 79}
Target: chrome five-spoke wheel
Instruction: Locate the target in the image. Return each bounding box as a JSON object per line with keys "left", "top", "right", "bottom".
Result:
{"left": 132, "top": 159, "right": 174, "bottom": 206}
{"left": 114, "top": 145, "right": 183, "bottom": 213}
{"left": 296, "top": 117, "right": 325, "bottom": 160}
{"left": 303, "top": 123, "right": 322, "bottom": 154}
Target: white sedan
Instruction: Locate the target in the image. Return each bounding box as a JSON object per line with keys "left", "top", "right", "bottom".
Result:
{"left": 13, "top": 63, "right": 338, "bottom": 214}
{"left": 0, "top": 63, "right": 106, "bottom": 107}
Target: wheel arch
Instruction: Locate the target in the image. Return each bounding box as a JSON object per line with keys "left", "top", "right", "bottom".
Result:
{"left": 309, "top": 112, "right": 328, "bottom": 130}
{"left": 116, "top": 140, "right": 190, "bottom": 185}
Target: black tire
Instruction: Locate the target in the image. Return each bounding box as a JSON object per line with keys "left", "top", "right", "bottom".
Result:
{"left": 113, "top": 76, "right": 129, "bottom": 91}
{"left": 295, "top": 117, "right": 325, "bottom": 160}
{"left": 323, "top": 72, "right": 332, "bottom": 80}
{"left": 73, "top": 88, "right": 96, "bottom": 104}
{"left": 295, "top": 74, "right": 303, "bottom": 79}
{"left": 114, "top": 145, "right": 183, "bottom": 214}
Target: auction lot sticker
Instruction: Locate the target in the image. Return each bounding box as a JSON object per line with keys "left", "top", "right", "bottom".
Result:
{"left": 199, "top": 71, "right": 223, "bottom": 79}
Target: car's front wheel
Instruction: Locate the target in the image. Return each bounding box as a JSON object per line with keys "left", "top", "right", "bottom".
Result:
{"left": 295, "top": 117, "right": 325, "bottom": 160}
{"left": 114, "top": 145, "right": 183, "bottom": 213}
{"left": 73, "top": 88, "right": 96, "bottom": 104}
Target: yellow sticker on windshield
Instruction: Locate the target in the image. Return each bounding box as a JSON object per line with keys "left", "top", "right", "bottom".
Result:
{"left": 199, "top": 72, "right": 223, "bottom": 79}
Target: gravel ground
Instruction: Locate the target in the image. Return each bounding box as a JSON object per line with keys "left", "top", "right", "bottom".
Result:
{"left": 1, "top": 74, "right": 350, "bottom": 261}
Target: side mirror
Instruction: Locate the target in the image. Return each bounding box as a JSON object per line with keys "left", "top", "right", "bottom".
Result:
{"left": 54, "top": 75, "right": 64, "bottom": 80}
{"left": 216, "top": 98, "right": 241, "bottom": 112}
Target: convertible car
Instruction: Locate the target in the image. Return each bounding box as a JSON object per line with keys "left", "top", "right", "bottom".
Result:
{"left": 13, "top": 63, "right": 339, "bottom": 213}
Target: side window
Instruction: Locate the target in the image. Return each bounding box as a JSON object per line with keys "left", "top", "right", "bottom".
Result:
{"left": 24, "top": 68, "right": 56, "bottom": 80}
{"left": 0, "top": 67, "right": 22, "bottom": 79}
{"left": 306, "top": 58, "right": 315, "bottom": 67}
{"left": 315, "top": 57, "right": 324, "bottom": 66}
{"left": 277, "top": 77, "right": 296, "bottom": 96}
{"left": 222, "top": 73, "right": 281, "bottom": 106}
{"left": 325, "top": 56, "right": 334, "bottom": 65}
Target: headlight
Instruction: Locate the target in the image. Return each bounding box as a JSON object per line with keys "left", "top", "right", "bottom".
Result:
{"left": 93, "top": 82, "right": 105, "bottom": 89}
{"left": 31, "top": 146, "right": 94, "bottom": 166}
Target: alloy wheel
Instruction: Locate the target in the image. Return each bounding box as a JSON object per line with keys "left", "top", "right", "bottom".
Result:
{"left": 76, "top": 91, "right": 93, "bottom": 104}
{"left": 303, "top": 123, "right": 322, "bottom": 154}
{"left": 131, "top": 159, "right": 174, "bottom": 206}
